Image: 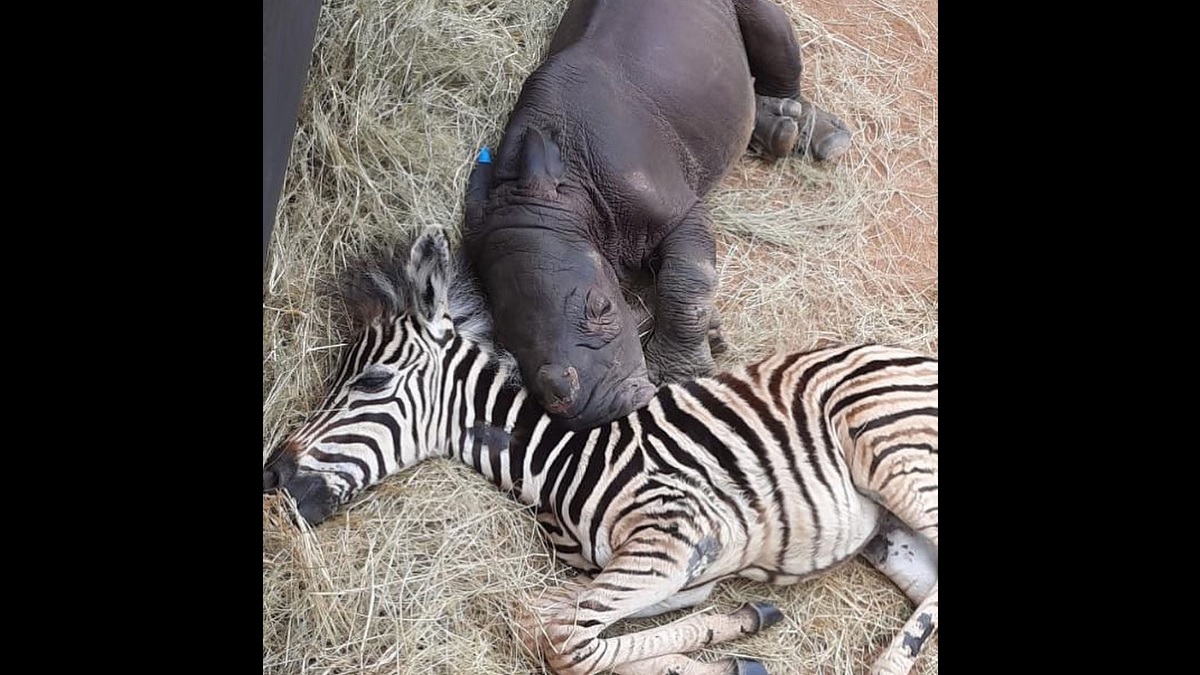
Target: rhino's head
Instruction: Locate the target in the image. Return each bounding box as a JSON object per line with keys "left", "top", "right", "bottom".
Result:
{"left": 465, "top": 129, "right": 656, "bottom": 430}
{"left": 482, "top": 231, "right": 656, "bottom": 430}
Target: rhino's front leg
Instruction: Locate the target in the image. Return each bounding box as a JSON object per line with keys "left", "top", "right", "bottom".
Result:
{"left": 643, "top": 203, "right": 719, "bottom": 385}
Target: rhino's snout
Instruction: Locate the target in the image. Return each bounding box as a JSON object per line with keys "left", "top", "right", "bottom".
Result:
{"left": 536, "top": 364, "right": 581, "bottom": 414}
{"left": 624, "top": 377, "right": 656, "bottom": 411}
{"left": 559, "top": 375, "right": 657, "bottom": 431}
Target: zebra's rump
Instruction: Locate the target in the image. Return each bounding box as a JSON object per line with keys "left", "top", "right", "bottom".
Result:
{"left": 604, "top": 343, "right": 937, "bottom": 580}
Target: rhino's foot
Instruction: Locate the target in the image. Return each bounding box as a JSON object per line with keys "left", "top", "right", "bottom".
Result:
{"left": 708, "top": 325, "right": 728, "bottom": 357}
{"left": 645, "top": 338, "right": 717, "bottom": 386}
{"left": 751, "top": 96, "right": 802, "bottom": 160}
{"left": 708, "top": 310, "right": 728, "bottom": 357}
{"left": 647, "top": 360, "right": 716, "bottom": 387}
{"left": 802, "top": 105, "right": 852, "bottom": 161}
{"left": 751, "top": 95, "right": 851, "bottom": 162}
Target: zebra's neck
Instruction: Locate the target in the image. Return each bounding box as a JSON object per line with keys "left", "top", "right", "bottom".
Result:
{"left": 438, "top": 336, "right": 581, "bottom": 510}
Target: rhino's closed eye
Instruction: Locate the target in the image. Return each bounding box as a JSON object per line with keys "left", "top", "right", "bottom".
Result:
{"left": 352, "top": 372, "right": 394, "bottom": 393}
{"left": 580, "top": 289, "right": 622, "bottom": 345}
{"left": 585, "top": 290, "right": 616, "bottom": 323}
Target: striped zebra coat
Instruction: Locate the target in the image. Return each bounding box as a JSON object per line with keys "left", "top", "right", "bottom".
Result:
{"left": 263, "top": 231, "right": 938, "bottom": 675}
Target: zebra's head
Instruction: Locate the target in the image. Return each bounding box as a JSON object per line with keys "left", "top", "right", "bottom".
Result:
{"left": 264, "top": 230, "right": 494, "bottom": 525}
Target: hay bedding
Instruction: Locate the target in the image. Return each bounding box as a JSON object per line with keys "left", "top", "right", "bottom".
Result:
{"left": 262, "top": 0, "right": 938, "bottom": 672}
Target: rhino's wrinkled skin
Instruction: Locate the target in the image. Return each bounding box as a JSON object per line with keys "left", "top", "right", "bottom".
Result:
{"left": 464, "top": 0, "right": 851, "bottom": 430}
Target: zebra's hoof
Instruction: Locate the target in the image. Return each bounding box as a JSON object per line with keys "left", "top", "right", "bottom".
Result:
{"left": 739, "top": 602, "right": 784, "bottom": 632}
{"left": 733, "top": 657, "right": 769, "bottom": 675}
{"left": 750, "top": 602, "right": 784, "bottom": 629}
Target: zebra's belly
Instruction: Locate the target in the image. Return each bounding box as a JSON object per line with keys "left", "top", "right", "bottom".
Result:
{"left": 743, "top": 489, "right": 883, "bottom": 582}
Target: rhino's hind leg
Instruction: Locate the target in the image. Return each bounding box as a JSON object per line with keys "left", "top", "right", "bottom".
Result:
{"left": 752, "top": 94, "right": 851, "bottom": 162}
{"left": 735, "top": 0, "right": 852, "bottom": 161}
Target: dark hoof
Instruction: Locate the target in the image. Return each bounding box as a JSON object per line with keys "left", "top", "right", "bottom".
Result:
{"left": 733, "top": 658, "right": 769, "bottom": 675}
{"left": 766, "top": 117, "right": 799, "bottom": 161}
{"left": 751, "top": 601, "right": 784, "bottom": 629}
{"left": 806, "top": 110, "right": 852, "bottom": 162}
{"left": 751, "top": 95, "right": 803, "bottom": 161}
{"left": 753, "top": 94, "right": 852, "bottom": 162}
{"left": 812, "top": 129, "right": 852, "bottom": 162}
{"left": 740, "top": 601, "right": 784, "bottom": 632}
{"left": 263, "top": 468, "right": 279, "bottom": 493}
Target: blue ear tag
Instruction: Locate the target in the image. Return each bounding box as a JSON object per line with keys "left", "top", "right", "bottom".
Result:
{"left": 477, "top": 146, "right": 492, "bottom": 164}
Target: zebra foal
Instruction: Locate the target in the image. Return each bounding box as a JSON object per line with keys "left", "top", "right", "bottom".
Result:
{"left": 262, "top": 231, "right": 938, "bottom": 675}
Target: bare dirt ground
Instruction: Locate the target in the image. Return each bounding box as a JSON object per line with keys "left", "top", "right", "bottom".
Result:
{"left": 711, "top": 0, "right": 937, "bottom": 367}
{"left": 806, "top": 0, "right": 937, "bottom": 288}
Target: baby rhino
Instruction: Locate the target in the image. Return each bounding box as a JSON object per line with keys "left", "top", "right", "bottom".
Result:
{"left": 464, "top": 0, "right": 851, "bottom": 430}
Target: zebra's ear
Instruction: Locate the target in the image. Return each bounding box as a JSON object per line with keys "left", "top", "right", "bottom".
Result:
{"left": 408, "top": 230, "right": 451, "bottom": 320}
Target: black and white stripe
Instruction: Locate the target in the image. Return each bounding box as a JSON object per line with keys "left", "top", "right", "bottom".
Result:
{"left": 263, "top": 231, "right": 938, "bottom": 675}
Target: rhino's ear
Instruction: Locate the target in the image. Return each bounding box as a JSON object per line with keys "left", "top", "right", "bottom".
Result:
{"left": 519, "top": 128, "right": 564, "bottom": 192}
{"left": 408, "top": 230, "right": 451, "bottom": 321}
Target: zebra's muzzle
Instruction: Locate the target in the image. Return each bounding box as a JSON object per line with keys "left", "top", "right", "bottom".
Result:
{"left": 263, "top": 448, "right": 340, "bottom": 525}
{"left": 285, "top": 473, "right": 339, "bottom": 525}
{"left": 264, "top": 465, "right": 339, "bottom": 526}
{"left": 263, "top": 447, "right": 297, "bottom": 493}
{"left": 263, "top": 465, "right": 290, "bottom": 493}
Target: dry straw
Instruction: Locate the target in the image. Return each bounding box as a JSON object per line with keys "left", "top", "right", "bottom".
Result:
{"left": 263, "top": 0, "right": 938, "bottom": 672}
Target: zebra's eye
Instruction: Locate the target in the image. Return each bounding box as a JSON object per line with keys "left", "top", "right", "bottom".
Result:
{"left": 351, "top": 371, "right": 394, "bottom": 393}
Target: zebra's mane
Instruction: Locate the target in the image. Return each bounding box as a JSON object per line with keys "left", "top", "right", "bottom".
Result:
{"left": 338, "top": 235, "right": 519, "bottom": 377}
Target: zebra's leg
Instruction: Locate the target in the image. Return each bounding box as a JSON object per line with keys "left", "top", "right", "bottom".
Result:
{"left": 861, "top": 512, "right": 937, "bottom": 605}
{"left": 613, "top": 653, "right": 768, "bottom": 675}
{"left": 871, "top": 579, "right": 938, "bottom": 675}
{"left": 537, "top": 511, "right": 602, "bottom": 573}
{"left": 626, "top": 581, "right": 716, "bottom": 619}
{"left": 845, "top": 399, "right": 938, "bottom": 675}
{"left": 540, "top": 543, "right": 714, "bottom": 614}
{"left": 865, "top": 497, "right": 938, "bottom": 675}
{"left": 517, "top": 553, "right": 782, "bottom": 674}
{"left": 523, "top": 588, "right": 780, "bottom": 675}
